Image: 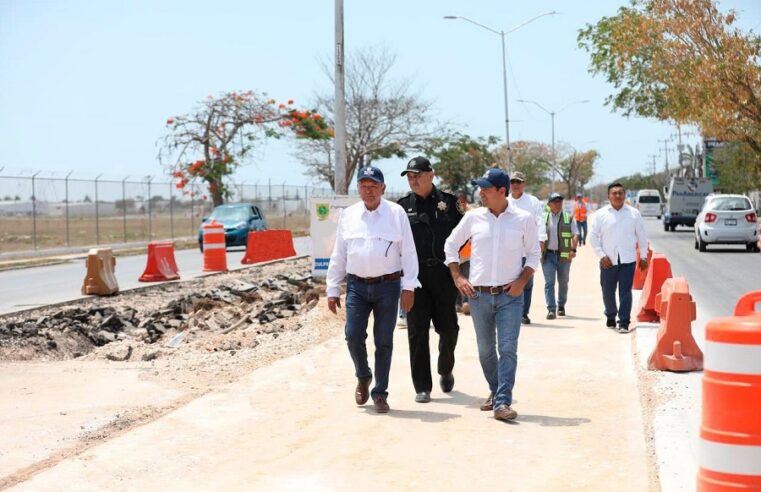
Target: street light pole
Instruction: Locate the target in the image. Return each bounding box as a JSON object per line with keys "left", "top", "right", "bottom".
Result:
{"left": 444, "top": 11, "right": 556, "bottom": 174}
{"left": 334, "top": 0, "right": 347, "bottom": 194}
{"left": 517, "top": 98, "right": 589, "bottom": 194}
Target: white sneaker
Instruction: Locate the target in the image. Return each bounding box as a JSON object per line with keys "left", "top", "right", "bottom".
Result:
{"left": 397, "top": 317, "right": 407, "bottom": 328}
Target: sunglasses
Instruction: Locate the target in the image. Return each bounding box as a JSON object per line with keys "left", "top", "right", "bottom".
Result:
{"left": 510, "top": 180, "right": 524, "bottom": 184}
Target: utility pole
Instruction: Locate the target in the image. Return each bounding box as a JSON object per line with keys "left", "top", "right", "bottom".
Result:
{"left": 647, "top": 154, "right": 658, "bottom": 177}
{"left": 658, "top": 139, "right": 671, "bottom": 175}
{"left": 333, "top": 0, "right": 347, "bottom": 194}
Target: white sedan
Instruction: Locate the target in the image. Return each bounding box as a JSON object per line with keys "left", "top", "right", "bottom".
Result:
{"left": 695, "top": 194, "right": 759, "bottom": 252}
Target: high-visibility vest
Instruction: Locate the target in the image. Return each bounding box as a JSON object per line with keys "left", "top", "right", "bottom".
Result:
{"left": 574, "top": 201, "right": 588, "bottom": 222}
{"left": 543, "top": 211, "right": 573, "bottom": 260}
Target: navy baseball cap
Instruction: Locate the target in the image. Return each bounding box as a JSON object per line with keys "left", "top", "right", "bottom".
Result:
{"left": 472, "top": 168, "right": 510, "bottom": 190}
{"left": 548, "top": 192, "right": 564, "bottom": 202}
{"left": 357, "top": 166, "right": 384, "bottom": 184}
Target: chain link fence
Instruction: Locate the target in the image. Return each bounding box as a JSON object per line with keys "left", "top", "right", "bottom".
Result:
{"left": 0, "top": 174, "right": 404, "bottom": 253}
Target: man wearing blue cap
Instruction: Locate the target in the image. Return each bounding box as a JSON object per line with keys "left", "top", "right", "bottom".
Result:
{"left": 326, "top": 166, "right": 420, "bottom": 413}
{"left": 444, "top": 168, "right": 540, "bottom": 422}
{"left": 541, "top": 193, "right": 579, "bottom": 320}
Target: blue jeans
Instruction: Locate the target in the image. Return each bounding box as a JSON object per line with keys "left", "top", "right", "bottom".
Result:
{"left": 345, "top": 278, "right": 401, "bottom": 398}
{"left": 521, "top": 257, "right": 533, "bottom": 317}
{"left": 599, "top": 262, "right": 636, "bottom": 325}
{"left": 542, "top": 252, "right": 571, "bottom": 311}
{"left": 577, "top": 221, "right": 588, "bottom": 244}
{"left": 468, "top": 291, "right": 523, "bottom": 407}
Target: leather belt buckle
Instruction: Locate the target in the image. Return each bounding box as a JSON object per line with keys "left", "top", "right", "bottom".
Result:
{"left": 487, "top": 286, "right": 503, "bottom": 295}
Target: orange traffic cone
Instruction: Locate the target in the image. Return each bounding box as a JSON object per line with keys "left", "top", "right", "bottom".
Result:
{"left": 241, "top": 230, "right": 297, "bottom": 265}
{"left": 647, "top": 277, "right": 703, "bottom": 372}
{"left": 139, "top": 241, "right": 180, "bottom": 282}
{"left": 637, "top": 253, "right": 673, "bottom": 322}
{"left": 202, "top": 220, "right": 228, "bottom": 272}
{"left": 698, "top": 291, "right": 761, "bottom": 490}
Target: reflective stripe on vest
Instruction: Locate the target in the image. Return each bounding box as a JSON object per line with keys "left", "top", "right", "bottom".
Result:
{"left": 543, "top": 211, "right": 573, "bottom": 259}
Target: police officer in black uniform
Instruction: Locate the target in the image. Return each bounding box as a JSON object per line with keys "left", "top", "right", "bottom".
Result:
{"left": 397, "top": 156, "right": 465, "bottom": 403}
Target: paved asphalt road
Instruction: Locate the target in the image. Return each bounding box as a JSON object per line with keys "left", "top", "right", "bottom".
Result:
{"left": 0, "top": 237, "right": 311, "bottom": 315}
{"left": 642, "top": 219, "right": 760, "bottom": 319}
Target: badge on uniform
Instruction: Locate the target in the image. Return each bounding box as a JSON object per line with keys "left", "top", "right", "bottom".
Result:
{"left": 437, "top": 201, "right": 448, "bottom": 212}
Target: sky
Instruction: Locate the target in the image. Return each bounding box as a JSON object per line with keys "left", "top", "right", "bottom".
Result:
{"left": 1, "top": 0, "right": 759, "bottom": 195}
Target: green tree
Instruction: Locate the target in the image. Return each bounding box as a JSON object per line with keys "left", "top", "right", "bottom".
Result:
{"left": 424, "top": 133, "right": 499, "bottom": 194}
{"left": 578, "top": 0, "right": 761, "bottom": 157}
{"left": 714, "top": 142, "right": 761, "bottom": 193}
{"left": 556, "top": 148, "right": 599, "bottom": 196}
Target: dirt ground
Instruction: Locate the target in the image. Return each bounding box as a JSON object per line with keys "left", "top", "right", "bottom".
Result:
{"left": 2, "top": 248, "right": 660, "bottom": 491}
{"left": 0, "top": 257, "right": 344, "bottom": 488}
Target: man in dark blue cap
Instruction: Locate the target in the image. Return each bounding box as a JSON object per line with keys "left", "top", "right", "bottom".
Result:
{"left": 540, "top": 192, "right": 579, "bottom": 320}
{"left": 444, "top": 168, "right": 540, "bottom": 422}
{"left": 326, "top": 166, "right": 420, "bottom": 413}
{"left": 397, "top": 156, "right": 464, "bottom": 403}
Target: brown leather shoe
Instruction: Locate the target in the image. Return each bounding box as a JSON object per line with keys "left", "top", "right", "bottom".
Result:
{"left": 494, "top": 404, "right": 518, "bottom": 421}
{"left": 373, "top": 396, "right": 390, "bottom": 413}
{"left": 480, "top": 392, "right": 494, "bottom": 411}
{"left": 355, "top": 378, "right": 371, "bottom": 405}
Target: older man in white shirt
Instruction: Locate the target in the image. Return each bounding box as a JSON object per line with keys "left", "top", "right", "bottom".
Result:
{"left": 590, "top": 182, "right": 649, "bottom": 333}
{"left": 327, "top": 166, "right": 420, "bottom": 413}
{"left": 445, "top": 168, "right": 540, "bottom": 422}
{"left": 508, "top": 171, "right": 545, "bottom": 325}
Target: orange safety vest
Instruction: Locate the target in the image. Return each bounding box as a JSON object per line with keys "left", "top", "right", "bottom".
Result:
{"left": 574, "top": 201, "right": 588, "bottom": 222}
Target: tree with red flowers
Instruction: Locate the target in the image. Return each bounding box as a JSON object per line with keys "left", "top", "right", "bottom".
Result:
{"left": 159, "top": 90, "right": 332, "bottom": 206}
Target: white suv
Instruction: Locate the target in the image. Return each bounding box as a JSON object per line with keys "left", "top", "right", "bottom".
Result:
{"left": 694, "top": 194, "right": 759, "bottom": 252}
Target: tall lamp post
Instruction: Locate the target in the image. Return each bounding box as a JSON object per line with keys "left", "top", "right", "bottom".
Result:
{"left": 516, "top": 98, "right": 589, "bottom": 193}
{"left": 444, "top": 11, "right": 556, "bottom": 174}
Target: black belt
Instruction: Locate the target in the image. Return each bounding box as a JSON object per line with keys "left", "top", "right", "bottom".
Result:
{"left": 348, "top": 272, "right": 402, "bottom": 284}
{"left": 546, "top": 249, "right": 559, "bottom": 253}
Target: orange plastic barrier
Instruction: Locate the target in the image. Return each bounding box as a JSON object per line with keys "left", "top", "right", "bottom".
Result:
{"left": 202, "top": 220, "right": 228, "bottom": 272}
{"left": 647, "top": 277, "right": 703, "bottom": 372}
{"left": 633, "top": 244, "right": 653, "bottom": 290}
{"left": 636, "top": 253, "right": 673, "bottom": 322}
{"left": 139, "top": 241, "right": 180, "bottom": 282}
{"left": 81, "top": 248, "right": 119, "bottom": 296}
{"left": 241, "top": 230, "right": 297, "bottom": 265}
{"left": 698, "top": 291, "right": 761, "bottom": 490}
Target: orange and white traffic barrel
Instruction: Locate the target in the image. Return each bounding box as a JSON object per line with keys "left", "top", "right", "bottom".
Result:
{"left": 698, "top": 291, "right": 761, "bottom": 490}
{"left": 202, "top": 220, "right": 228, "bottom": 272}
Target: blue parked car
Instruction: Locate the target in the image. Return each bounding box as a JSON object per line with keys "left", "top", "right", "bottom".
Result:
{"left": 198, "top": 204, "right": 267, "bottom": 251}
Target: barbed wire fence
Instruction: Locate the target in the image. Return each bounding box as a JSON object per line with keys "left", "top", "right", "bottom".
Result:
{"left": 0, "top": 173, "right": 404, "bottom": 254}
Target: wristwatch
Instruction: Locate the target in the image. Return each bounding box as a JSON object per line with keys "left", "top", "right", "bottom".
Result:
{"left": 570, "top": 248, "right": 577, "bottom": 252}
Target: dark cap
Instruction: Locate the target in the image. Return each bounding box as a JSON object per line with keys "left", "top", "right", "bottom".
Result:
{"left": 401, "top": 156, "right": 433, "bottom": 176}
{"left": 548, "top": 192, "right": 564, "bottom": 202}
{"left": 357, "top": 166, "right": 384, "bottom": 184}
{"left": 472, "top": 168, "right": 510, "bottom": 190}
{"left": 511, "top": 171, "right": 526, "bottom": 182}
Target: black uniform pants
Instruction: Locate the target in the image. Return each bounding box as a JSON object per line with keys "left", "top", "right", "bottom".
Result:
{"left": 406, "top": 263, "right": 460, "bottom": 393}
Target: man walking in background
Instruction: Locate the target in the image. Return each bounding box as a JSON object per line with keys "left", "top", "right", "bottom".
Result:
{"left": 540, "top": 192, "right": 579, "bottom": 320}
{"left": 397, "top": 157, "right": 463, "bottom": 403}
{"left": 574, "top": 192, "right": 589, "bottom": 246}
{"left": 508, "top": 172, "right": 544, "bottom": 325}
{"left": 326, "top": 166, "right": 420, "bottom": 413}
{"left": 590, "top": 183, "right": 649, "bottom": 333}
{"left": 445, "top": 168, "right": 540, "bottom": 422}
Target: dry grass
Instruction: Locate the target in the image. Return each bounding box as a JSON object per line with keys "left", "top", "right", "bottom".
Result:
{"left": 0, "top": 213, "right": 310, "bottom": 253}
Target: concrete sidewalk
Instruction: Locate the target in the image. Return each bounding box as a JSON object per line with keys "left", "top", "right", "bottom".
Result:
{"left": 9, "top": 247, "right": 654, "bottom": 491}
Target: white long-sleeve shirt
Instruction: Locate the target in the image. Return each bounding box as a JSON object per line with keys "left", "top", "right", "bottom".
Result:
{"left": 444, "top": 202, "right": 540, "bottom": 287}
{"left": 509, "top": 192, "right": 546, "bottom": 242}
{"left": 589, "top": 204, "right": 648, "bottom": 264}
{"left": 326, "top": 198, "right": 420, "bottom": 298}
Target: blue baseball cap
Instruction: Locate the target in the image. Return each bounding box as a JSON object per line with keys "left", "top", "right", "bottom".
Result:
{"left": 548, "top": 192, "right": 564, "bottom": 202}
{"left": 472, "top": 167, "right": 510, "bottom": 190}
{"left": 357, "top": 166, "right": 384, "bottom": 184}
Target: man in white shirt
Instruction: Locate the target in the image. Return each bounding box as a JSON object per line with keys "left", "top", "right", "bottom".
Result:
{"left": 508, "top": 171, "right": 545, "bottom": 325}
{"left": 589, "top": 182, "right": 649, "bottom": 333}
{"left": 326, "top": 166, "right": 420, "bottom": 413}
{"left": 444, "top": 168, "right": 540, "bottom": 422}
